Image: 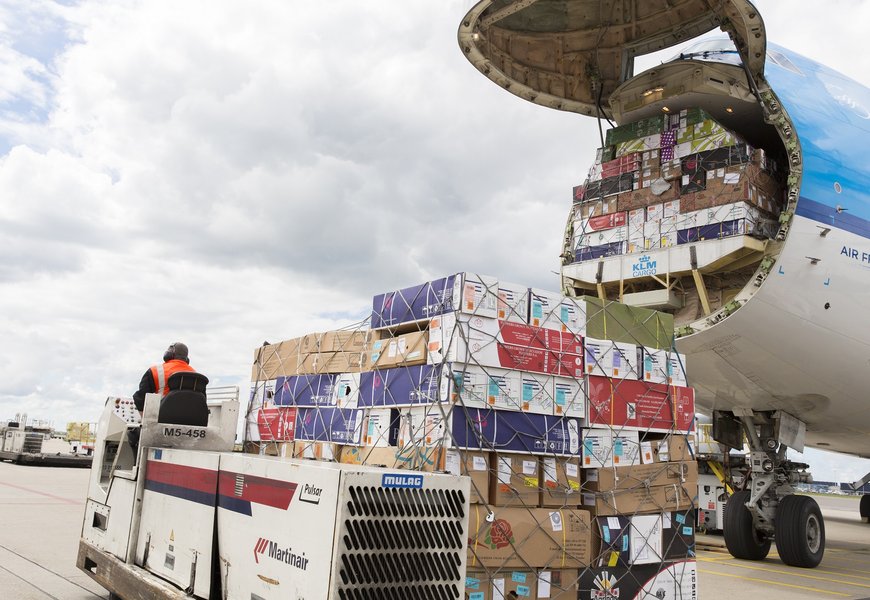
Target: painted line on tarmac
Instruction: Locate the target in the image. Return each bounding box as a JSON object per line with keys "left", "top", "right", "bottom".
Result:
{"left": 0, "top": 480, "right": 81, "bottom": 504}
{"left": 698, "top": 557, "right": 870, "bottom": 590}
{"left": 698, "top": 568, "right": 850, "bottom": 597}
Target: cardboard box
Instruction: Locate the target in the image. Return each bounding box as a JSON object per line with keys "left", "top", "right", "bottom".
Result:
{"left": 465, "top": 571, "right": 538, "bottom": 600}
{"left": 638, "top": 347, "right": 668, "bottom": 384}
{"left": 362, "top": 408, "right": 399, "bottom": 447}
{"left": 429, "top": 314, "right": 583, "bottom": 377}
{"left": 498, "top": 281, "right": 530, "bottom": 323}
{"left": 441, "top": 364, "right": 523, "bottom": 411}
{"left": 653, "top": 434, "right": 695, "bottom": 462}
{"left": 301, "top": 330, "right": 371, "bottom": 354}
{"left": 576, "top": 197, "right": 618, "bottom": 219}
{"left": 581, "top": 428, "right": 641, "bottom": 469}
{"left": 528, "top": 291, "right": 586, "bottom": 335}
{"left": 595, "top": 513, "right": 665, "bottom": 566}
{"left": 370, "top": 272, "right": 498, "bottom": 328}
{"left": 586, "top": 376, "right": 695, "bottom": 432}
{"left": 663, "top": 509, "right": 696, "bottom": 560}
{"left": 578, "top": 560, "right": 698, "bottom": 600}
{"left": 445, "top": 449, "right": 491, "bottom": 505}
{"left": 251, "top": 339, "right": 302, "bottom": 380}
{"left": 552, "top": 376, "right": 586, "bottom": 418}
{"left": 541, "top": 456, "right": 582, "bottom": 508}
{"left": 467, "top": 506, "right": 593, "bottom": 569}
{"left": 535, "top": 569, "right": 578, "bottom": 599}
{"left": 581, "top": 478, "right": 697, "bottom": 516}
{"left": 519, "top": 372, "right": 555, "bottom": 415}
{"left": 583, "top": 339, "right": 639, "bottom": 379}
{"left": 332, "top": 372, "right": 361, "bottom": 408}
{"left": 365, "top": 331, "right": 428, "bottom": 369}
{"left": 583, "top": 461, "right": 698, "bottom": 493}
{"left": 491, "top": 454, "right": 541, "bottom": 507}
{"left": 292, "top": 440, "right": 339, "bottom": 460}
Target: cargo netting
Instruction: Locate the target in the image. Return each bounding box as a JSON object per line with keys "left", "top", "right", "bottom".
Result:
{"left": 245, "top": 271, "right": 699, "bottom": 600}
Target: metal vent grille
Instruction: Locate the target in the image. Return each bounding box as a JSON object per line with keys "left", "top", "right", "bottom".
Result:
{"left": 337, "top": 485, "right": 467, "bottom": 600}
{"left": 23, "top": 433, "right": 44, "bottom": 453}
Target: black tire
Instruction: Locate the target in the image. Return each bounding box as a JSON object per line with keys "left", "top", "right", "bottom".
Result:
{"left": 724, "top": 490, "right": 771, "bottom": 560}
{"left": 860, "top": 494, "right": 870, "bottom": 523}
{"left": 775, "top": 495, "right": 825, "bottom": 568}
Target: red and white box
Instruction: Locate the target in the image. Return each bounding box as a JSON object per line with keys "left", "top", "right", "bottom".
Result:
{"left": 256, "top": 406, "right": 297, "bottom": 442}
{"left": 429, "top": 314, "right": 583, "bottom": 377}
{"left": 586, "top": 376, "right": 695, "bottom": 432}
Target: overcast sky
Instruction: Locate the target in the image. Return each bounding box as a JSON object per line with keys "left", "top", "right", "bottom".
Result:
{"left": 1, "top": 0, "right": 868, "bottom": 480}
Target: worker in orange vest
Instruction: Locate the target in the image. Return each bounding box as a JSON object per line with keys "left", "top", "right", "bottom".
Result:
{"left": 132, "top": 342, "right": 196, "bottom": 412}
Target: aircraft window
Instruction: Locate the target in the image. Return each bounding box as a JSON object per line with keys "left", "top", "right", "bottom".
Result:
{"left": 767, "top": 50, "right": 803, "bottom": 75}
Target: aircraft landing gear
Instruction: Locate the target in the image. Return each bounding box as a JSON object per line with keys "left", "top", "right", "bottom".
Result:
{"left": 724, "top": 490, "right": 771, "bottom": 560}
{"left": 713, "top": 409, "right": 822, "bottom": 567}
{"left": 860, "top": 494, "right": 870, "bottom": 523}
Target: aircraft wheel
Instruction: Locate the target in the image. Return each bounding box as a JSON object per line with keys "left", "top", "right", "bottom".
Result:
{"left": 724, "top": 490, "right": 771, "bottom": 560}
{"left": 775, "top": 495, "right": 825, "bottom": 568}
{"left": 860, "top": 494, "right": 870, "bottom": 523}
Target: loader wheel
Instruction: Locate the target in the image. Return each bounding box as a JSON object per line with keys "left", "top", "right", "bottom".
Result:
{"left": 724, "top": 490, "right": 771, "bottom": 560}
{"left": 775, "top": 495, "right": 825, "bottom": 568}
{"left": 860, "top": 494, "right": 870, "bottom": 523}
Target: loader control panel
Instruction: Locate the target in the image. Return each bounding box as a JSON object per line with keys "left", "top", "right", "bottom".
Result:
{"left": 112, "top": 397, "right": 141, "bottom": 425}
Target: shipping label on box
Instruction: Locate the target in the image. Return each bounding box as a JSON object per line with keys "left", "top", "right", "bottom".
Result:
{"left": 519, "top": 372, "right": 554, "bottom": 414}
{"left": 587, "top": 376, "right": 695, "bottom": 432}
{"left": 467, "top": 506, "right": 592, "bottom": 569}
{"left": 552, "top": 376, "right": 586, "bottom": 418}
{"left": 529, "top": 290, "right": 586, "bottom": 336}
{"left": 332, "top": 372, "right": 361, "bottom": 408}
{"left": 445, "top": 449, "right": 490, "bottom": 504}
{"left": 363, "top": 408, "right": 399, "bottom": 447}
{"left": 667, "top": 352, "right": 688, "bottom": 386}
{"left": 295, "top": 407, "right": 364, "bottom": 445}
{"left": 366, "top": 331, "right": 428, "bottom": 369}
{"left": 638, "top": 347, "right": 668, "bottom": 384}
{"left": 491, "top": 454, "right": 541, "bottom": 507}
{"left": 358, "top": 364, "right": 443, "bottom": 407}
{"left": 498, "top": 282, "right": 530, "bottom": 323}
{"left": 441, "top": 364, "right": 522, "bottom": 411}
{"left": 541, "top": 456, "right": 582, "bottom": 507}
{"left": 274, "top": 374, "right": 338, "bottom": 407}
{"left": 609, "top": 341, "right": 639, "bottom": 379}
{"left": 581, "top": 428, "right": 641, "bottom": 469}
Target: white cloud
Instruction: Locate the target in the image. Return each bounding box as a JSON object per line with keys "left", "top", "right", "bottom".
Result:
{"left": 0, "top": 0, "right": 868, "bottom": 480}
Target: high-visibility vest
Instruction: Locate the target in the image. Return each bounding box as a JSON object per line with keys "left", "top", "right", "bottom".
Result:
{"left": 150, "top": 359, "right": 196, "bottom": 396}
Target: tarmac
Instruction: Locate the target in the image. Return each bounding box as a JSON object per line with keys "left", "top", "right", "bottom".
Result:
{"left": 0, "top": 460, "right": 868, "bottom": 599}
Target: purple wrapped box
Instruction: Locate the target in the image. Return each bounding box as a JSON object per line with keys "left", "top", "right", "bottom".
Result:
{"left": 490, "top": 410, "right": 582, "bottom": 455}
{"left": 371, "top": 275, "right": 458, "bottom": 328}
{"left": 359, "top": 364, "right": 443, "bottom": 407}
{"left": 443, "top": 407, "right": 498, "bottom": 451}
{"left": 274, "top": 375, "right": 337, "bottom": 407}
{"left": 294, "top": 407, "right": 364, "bottom": 445}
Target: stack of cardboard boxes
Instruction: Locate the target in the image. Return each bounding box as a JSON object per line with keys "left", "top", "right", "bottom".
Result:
{"left": 247, "top": 272, "right": 698, "bottom": 599}
{"left": 570, "top": 108, "right": 783, "bottom": 263}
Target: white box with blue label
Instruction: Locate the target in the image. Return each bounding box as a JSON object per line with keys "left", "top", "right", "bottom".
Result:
{"left": 638, "top": 347, "right": 668, "bottom": 384}
{"left": 581, "top": 427, "right": 641, "bottom": 469}
{"left": 552, "top": 376, "right": 586, "bottom": 418}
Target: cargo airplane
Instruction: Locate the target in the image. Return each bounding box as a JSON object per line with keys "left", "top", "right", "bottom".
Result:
{"left": 459, "top": 0, "right": 870, "bottom": 568}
